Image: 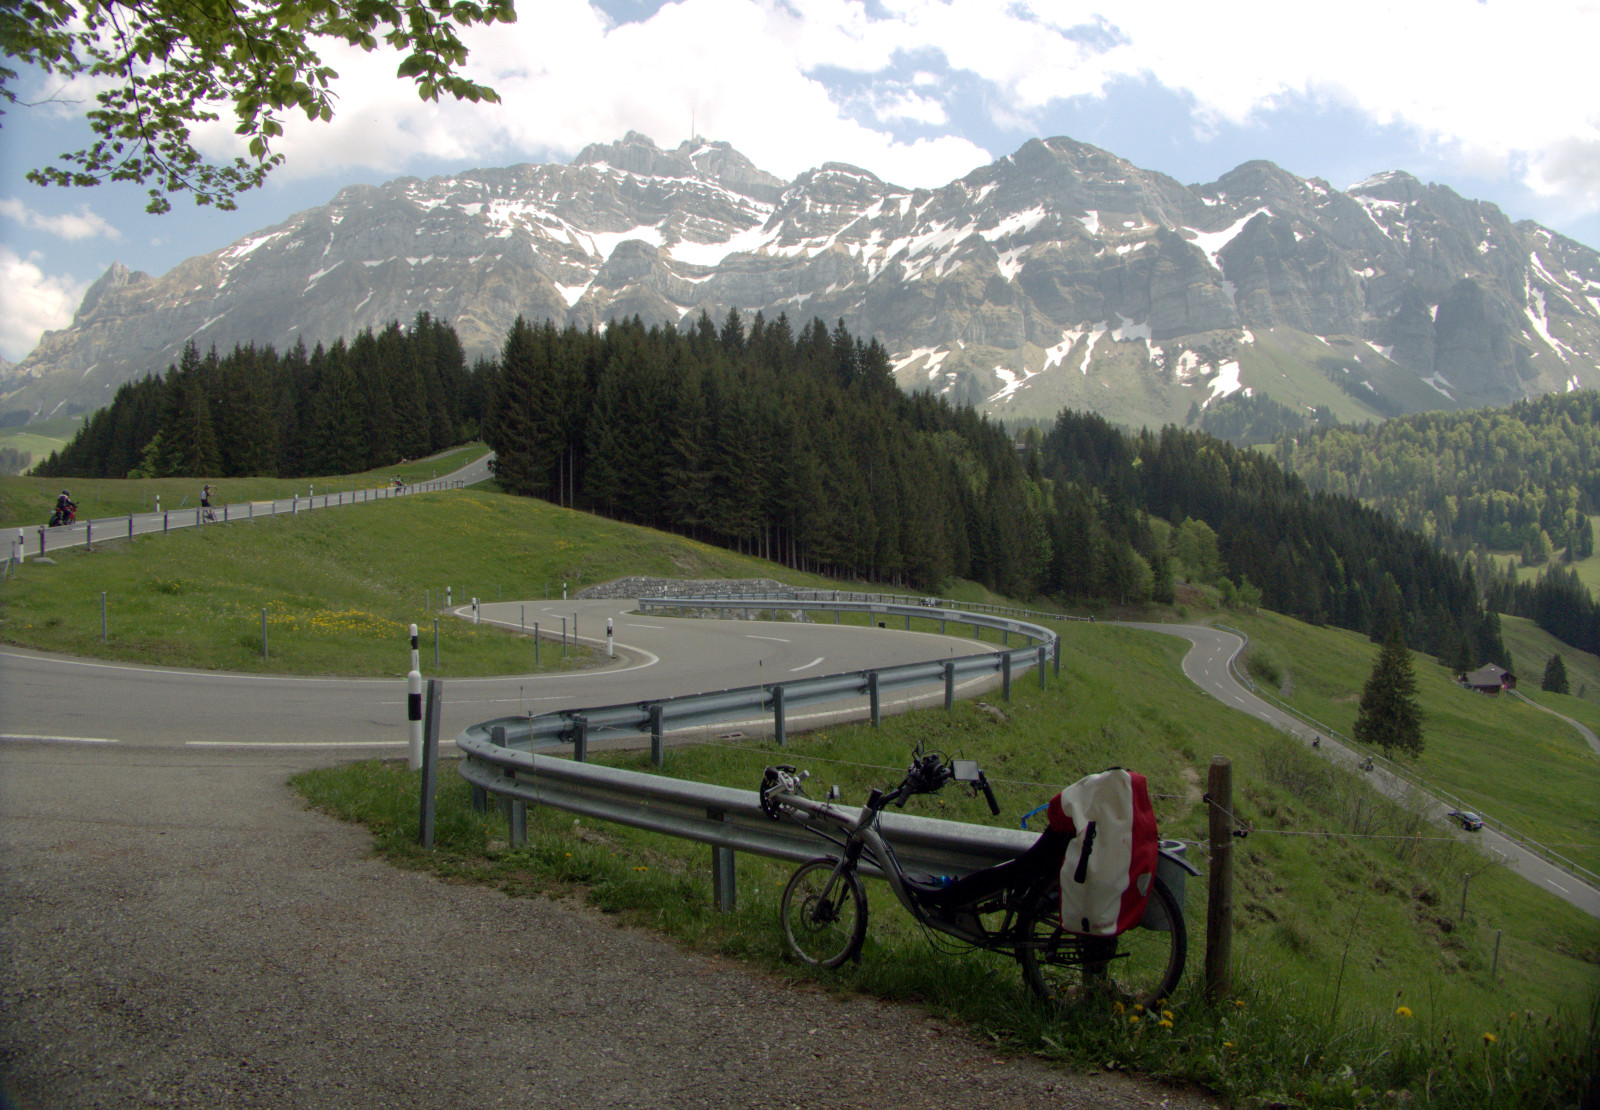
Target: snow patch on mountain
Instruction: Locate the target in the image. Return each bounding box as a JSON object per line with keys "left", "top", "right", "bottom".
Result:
{"left": 1185, "top": 208, "right": 1269, "bottom": 271}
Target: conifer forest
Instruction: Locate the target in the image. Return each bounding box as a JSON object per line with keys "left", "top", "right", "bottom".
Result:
{"left": 36, "top": 309, "right": 1512, "bottom": 666}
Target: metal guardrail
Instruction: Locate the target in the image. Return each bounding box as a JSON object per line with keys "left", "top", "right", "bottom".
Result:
{"left": 656, "top": 585, "right": 1094, "bottom": 628}
{"left": 1219, "top": 624, "right": 1600, "bottom": 886}
{"left": 458, "top": 598, "right": 1060, "bottom": 762}
{"left": 455, "top": 724, "right": 1197, "bottom": 913}
{"left": 8, "top": 476, "right": 469, "bottom": 562}
{"left": 451, "top": 596, "right": 1088, "bottom": 908}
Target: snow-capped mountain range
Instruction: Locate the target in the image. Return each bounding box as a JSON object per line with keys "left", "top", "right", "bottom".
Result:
{"left": 6, "top": 131, "right": 1599, "bottom": 429}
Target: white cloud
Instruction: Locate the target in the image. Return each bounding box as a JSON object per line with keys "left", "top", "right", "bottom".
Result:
{"left": 0, "top": 249, "right": 89, "bottom": 362}
{"left": 0, "top": 198, "right": 120, "bottom": 241}
{"left": 166, "top": 0, "right": 1600, "bottom": 214}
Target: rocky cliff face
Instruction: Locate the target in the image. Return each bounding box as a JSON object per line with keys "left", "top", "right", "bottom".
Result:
{"left": 6, "top": 132, "right": 1598, "bottom": 428}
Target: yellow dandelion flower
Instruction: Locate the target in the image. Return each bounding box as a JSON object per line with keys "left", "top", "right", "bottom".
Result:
{"left": 1222, "top": 1041, "right": 1234, "bottom": 1049}
{"left": 633, "top": 866, "right": 647, "bottom": 872}
{"left": 1396, "top": 1006, "right": 1414, "bottom": 1019}
{"left": 1133, "top": 1003, "right": 1144, "bottom": 1013}
{"left": 1129, "top": 1015, "right": 1140, "bottom": 1024}
{"left": 1162, "top": 1010, "right": 1174, "bottom": 1021}
{"left": 1159, "top": 1019, "right": 1173, "bottom": 1029}
{"left": 1234, "top": 999, "right": 1245, "bottom": 1009}
{"left": 1483, "top": 1033, "right": 1497, "bottom": 1045}
{"left": 1113, "top": 1001, "right": 1125, "bottom": 1014}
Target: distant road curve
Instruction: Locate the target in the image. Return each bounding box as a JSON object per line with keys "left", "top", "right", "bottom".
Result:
{"left": 1117, "top": 621, "right": 1600, "bottom": 921}
{"left": 1512, "top": 689, "right": 1600, "bottom": 758}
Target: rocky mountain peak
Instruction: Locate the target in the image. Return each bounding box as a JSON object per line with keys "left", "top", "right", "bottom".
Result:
{"left": 74, "top": 261, "right": 146, "bottom": 322}
{"left": 4, "top": 132, "right": 1598, "bottom": 431}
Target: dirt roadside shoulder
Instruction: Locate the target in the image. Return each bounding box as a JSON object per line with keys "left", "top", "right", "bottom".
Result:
{"left": 1, "top": 743, "right": 1221, "bottom": 1110}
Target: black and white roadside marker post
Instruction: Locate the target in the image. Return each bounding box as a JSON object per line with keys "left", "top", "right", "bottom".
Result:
{"left": 407, "top": 623, "right": 423, "bottom": 771}
{"left": 418, "top": 679, "right": 442, "bottom": 848}
{"left": 472, "top": 598, "right": 479, "bottom": 625}
{"left": 606, "top": 617, "right": 613, "bottom": 658}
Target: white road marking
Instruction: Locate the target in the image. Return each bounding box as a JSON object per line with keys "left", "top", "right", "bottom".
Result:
{"left": 790, "top": 657, "right": 825, "bottom": 673}
{"left": 185, "top": 741, "right": 407, "bottom": 748}
{"left": 745, "top": 635, "right": 790, "bottom": 643}
{"left": 627, "top": 624, "right": 664, "bottom": 630}
{"left": 2, "top": 734, "right": 120, "bottom": 744}
{"left": 1547, "top": 879, "right": 1570, "bottom": 894}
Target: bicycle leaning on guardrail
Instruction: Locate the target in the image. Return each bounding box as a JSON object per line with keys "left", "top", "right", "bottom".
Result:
{"left": 759, "top": 745, "right": 1194, "bottom": 1008}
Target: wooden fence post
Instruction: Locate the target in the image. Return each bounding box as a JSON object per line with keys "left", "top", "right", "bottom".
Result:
{"left": 1205, "top": 755, "right": 1234, "bottom": 1004}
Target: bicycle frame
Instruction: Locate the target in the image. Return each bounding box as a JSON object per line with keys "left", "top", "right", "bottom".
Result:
{"left": 772, "top": 785, "right": 1196, "bottom": 948}
{"left": 772, "top": 788, "right": 1040, "bottom": 949}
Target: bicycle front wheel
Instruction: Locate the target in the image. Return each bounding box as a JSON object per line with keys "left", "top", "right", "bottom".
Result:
{"left": 780, "top": 857, "right": 868, "bottom": 968}
{"left": 1017, "top": 874, "right": 1186, "bottom": 1010}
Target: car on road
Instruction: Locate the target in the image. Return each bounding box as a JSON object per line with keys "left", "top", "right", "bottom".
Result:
{"left": 1447, "top": 810, "right": 1484, "bottom": 831}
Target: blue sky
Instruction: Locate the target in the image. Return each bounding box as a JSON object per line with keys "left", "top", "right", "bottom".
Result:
{"left": 4, "top": 0, "right": 1599, "bottom": 364}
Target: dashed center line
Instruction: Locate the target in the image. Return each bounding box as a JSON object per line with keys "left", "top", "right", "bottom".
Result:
{"left": 745, "top": 635, "right": 790, "bottom": 643}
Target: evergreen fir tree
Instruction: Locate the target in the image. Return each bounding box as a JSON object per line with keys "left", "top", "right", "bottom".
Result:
{"left": 1542, "top": 654, "right": 1570, "bottom": 695}
{"left": 1354, "top": 628, "right": 1426, "bottom": 758}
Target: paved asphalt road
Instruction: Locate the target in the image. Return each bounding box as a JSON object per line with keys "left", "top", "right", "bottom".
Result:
{"left": 1120, "top": 621, "right": 1600, "bottom": 920}
{"left": 0, "top": 599, "right": 996, "bottom": 754}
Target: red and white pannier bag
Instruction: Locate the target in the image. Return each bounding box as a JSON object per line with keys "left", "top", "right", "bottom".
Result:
{"left": 1043, "top": 768, "right": 1159, "bottom": 936}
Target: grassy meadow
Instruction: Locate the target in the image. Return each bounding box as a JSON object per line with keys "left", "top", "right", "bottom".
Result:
{"left": 0, "top": 414, "right": 83, "bottom": 475}
{"left": 0, "top": 462, "right": 830, "bottom": 674}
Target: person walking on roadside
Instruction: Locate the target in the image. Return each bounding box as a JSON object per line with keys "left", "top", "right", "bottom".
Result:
{"left": 201, "top": 483, "right": 216, "bottom": 522}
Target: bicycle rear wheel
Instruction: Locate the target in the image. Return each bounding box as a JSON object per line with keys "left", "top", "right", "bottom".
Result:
{"left": 1017, "top": 874, "right": 1186, "bottom": 1009}
{"left": 781, "top": 857, "right": 868, "bottom": 968}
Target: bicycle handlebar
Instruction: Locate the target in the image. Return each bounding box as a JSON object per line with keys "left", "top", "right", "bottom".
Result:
{"left": 762, "top": 749, "right": 1000, "bottom": 819}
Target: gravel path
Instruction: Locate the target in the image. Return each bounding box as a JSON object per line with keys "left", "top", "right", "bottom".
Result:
{"left": 1, "top": 743, "right": 1222, "bottom": 1110}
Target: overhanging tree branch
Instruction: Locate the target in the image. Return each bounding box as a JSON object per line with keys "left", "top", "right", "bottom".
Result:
{"left": 2, "top": 0, "right": 514, "bottom": 211}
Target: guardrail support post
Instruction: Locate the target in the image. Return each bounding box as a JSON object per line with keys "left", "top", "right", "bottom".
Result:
{"left": 85, "top": 520, "right": 92, "bottom": 551}
{"left": 943, "top": 661, "right": 955, "bottom": 711}
{"left": 904, "top": 613, "right": 911, "bottom": 630}
{"left": 100, "top": 591, "right": 107, "bottom": 642}
{"left": 1002, "top": 629, "right": 1009, "bottom": 646}
{"left": 869, "top": 671, "right": 881, "bottom": 727}
{"left": 650, "top": 704, "right": 664, "bottom": 767}
{"left": 1002, "top": 653, "right": 1012, "bottom": 701}
{"left": 418, "top": 679, "right": 442, "bottom": 849}
{"left": 1204, "top": 756, "right": 1234, "bottom": 1003}
{"left": 773, "top": 685, "right": 787, "bottom": 746}
{"left": 572, "top": 715, "right": 588, "bottom": 762}
{"left": 1037, "top": 646, "right": 1047, "bottom": 690}
{"left": 709, "top": 808, "right": 736, "bottom": 913}
{"left": 510, "top": 798, "right": 527, "bottom": 847}
{"left": 1053, "top": 636, "right": 1061, "bottom": 677}
{"left": 129, "top": 514, "right": 134, "bottom": 540}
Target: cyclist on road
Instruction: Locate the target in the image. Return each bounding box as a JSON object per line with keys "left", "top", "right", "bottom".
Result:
{"left": 201, "top": 484, "right": 216, "bottom": 522}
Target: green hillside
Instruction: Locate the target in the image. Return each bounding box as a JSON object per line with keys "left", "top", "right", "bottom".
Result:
{"left": 0, "top": 414, "right": 82, "bottom": 474}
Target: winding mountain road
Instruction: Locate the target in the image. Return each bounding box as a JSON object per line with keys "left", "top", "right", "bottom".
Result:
{"left": 1120, "top": 621, "right": 1600, "bottom": 919}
